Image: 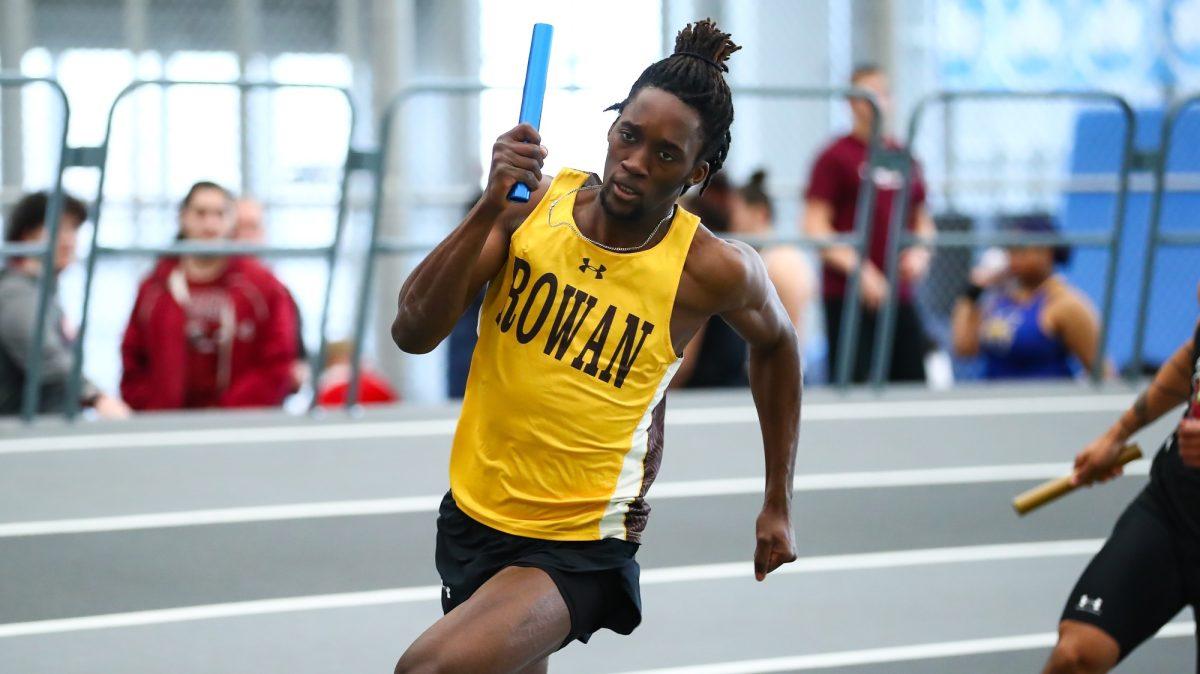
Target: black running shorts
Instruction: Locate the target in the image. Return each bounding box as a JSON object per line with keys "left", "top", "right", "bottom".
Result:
{"left": 434, "top": 491, "right": 642, "bottom": 646}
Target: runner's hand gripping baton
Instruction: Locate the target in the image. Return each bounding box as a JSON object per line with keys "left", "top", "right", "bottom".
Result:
{"left": 508, "top": 23, "right": 554, "bottom": 203}
{"left": 1012, "top": 444, "right": 1143, "bottom": 516}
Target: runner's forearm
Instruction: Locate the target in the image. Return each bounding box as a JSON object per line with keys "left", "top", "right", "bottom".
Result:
{"left": 392, "top": 203, "right": 502, "bottom": 353}
{"left": 1111, "top": 342, "right": 1193, "bottom": 440}
{"left": 748, "top": 328, "right": 801, "bottom": 511}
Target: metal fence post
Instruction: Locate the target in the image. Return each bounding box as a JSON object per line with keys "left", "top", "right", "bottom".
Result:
{"left": 829, "top": 88, "right": 882, "bottom": 390}
{"left": 347, "top": 81, "right": 487, "bottom": 410}
{"left": 0, "top": 75, "right": 71, "bottom": 422}
{"left": 1131, "top": 93, "right": 1200, "bottom": 376}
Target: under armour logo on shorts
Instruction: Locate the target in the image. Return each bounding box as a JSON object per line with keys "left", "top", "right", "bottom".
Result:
{"left": 1076, "top": 594, "right": 1103, "bottom": 616}
{"left": 579, "top": 258, "right": 607, "bottom": 280}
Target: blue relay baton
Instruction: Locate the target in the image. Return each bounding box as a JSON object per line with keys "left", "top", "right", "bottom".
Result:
{"left": 508, "top": 23, "right": 554, "bottom": 203}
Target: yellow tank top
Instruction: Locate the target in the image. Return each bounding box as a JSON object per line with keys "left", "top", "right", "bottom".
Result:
{"left": 450, "top": 168, "right": 700, "bottom": 542}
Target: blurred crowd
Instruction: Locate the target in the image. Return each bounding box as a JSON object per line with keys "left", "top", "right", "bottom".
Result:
{"left": 662, "top": 64, "right": 1102, "bottom": 393}
{"left": 0, "top": 181, "right": 397, "bottom": 419}
{"left": 1, "top": 64, "right": 1104, "bottom": 419}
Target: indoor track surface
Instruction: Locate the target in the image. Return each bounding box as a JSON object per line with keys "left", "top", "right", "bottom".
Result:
{"left": 1, "top": 382, "right": 1194, "bottom": 673}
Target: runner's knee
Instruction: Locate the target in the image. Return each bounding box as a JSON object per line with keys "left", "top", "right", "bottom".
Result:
{"left": 1045, "top": 643, "right": 1104, "bottom": 674}
{"left": 1044, "top": 625, "right": 1118, "bottom": 674}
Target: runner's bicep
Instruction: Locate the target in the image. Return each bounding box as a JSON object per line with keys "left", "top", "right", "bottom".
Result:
{"left": 720, "top": 244, "right": 793, "bottom": 350}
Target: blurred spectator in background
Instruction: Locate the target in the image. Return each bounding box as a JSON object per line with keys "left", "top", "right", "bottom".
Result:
{"left": 315, "top": 340, "right": 398, "bottom": 407}
{"left": 672, "top": 173, "right": 750, "bottom": 388}
{"left": 0, "top": 192, "right": 130, "bottom": 418}
{"left": 233, "top": 196, "right": 310, "bottom": 393}
{"left": 951, "top": 215, "right": 1101, "bottom": 380}
{"left": 233, "top": 198, "right": 266, "bottom": 244}
{"left": 803, "top": 64, "right": 935, "bottom": 383}
{"left": 120, "top": 181, "right": 299, "bottom": 410}
{"left": 730, "top": 169, "right": 814, "bottom": 340}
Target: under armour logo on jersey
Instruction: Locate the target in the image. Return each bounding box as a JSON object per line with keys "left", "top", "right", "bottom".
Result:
{"left": 579, "top": 258, "right": 607, "bottom": 279}
{"left": 1076, "top": 595, "right": 1103, "bottom": 615}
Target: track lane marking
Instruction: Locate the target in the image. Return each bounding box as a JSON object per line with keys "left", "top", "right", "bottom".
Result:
{"left": 607, "top": 623, "right": 1196, "bottom": 674}
{"left": 0, "top": 462, "right": 1149, "bottom": 537}
{"left": 0, "top": 394, "right": 1131, "bottom": 455}
{"left": 0, "top": 538, "right": 1103, "bottom": 638}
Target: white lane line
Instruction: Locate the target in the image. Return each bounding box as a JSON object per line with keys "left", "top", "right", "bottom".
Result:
{"left": 0, "top": 538, "right": 1103, "bottom": 638}
{"left": 0, "top": 393, "right": 1131, "bottom": 455}
{"left": 0, "top": 495, "right": 446, "bottom": 537}
{"left": 0, "top": 586, "right": 443, "bottom": 640}
{"left": 607, "top": 622, "right": 1197, "bottom": 674}
{"left": 668, "top": 393, "right": 1130, "bottom": 425}
{"left": 642, "top": 539, "right": 1102, "bottom": 583}
{"left": 0, "top": 419, "right": 460, "bottom": 456}
{"left": 0, "top": 461, "right": 1148, "bottom": 538}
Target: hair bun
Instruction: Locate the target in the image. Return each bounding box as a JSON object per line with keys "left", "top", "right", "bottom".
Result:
{"left": 608, "top": 18, "right": 738, "bottom": 195}
{"left": 673, "top": 18, "right": 741, "bottom": 69}
{"left": 749, "top": 169, "right": 767, "bottom": 188}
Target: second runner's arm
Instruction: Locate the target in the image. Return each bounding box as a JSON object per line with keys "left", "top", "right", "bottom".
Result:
{"left": 1074, "top": 337, "right": 1194, "bottom": 485}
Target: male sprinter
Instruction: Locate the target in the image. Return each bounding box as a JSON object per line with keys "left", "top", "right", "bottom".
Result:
{"left": 392, "top": 19, "right": 801, "bottom": 674}
{"left": 1043, "top": 310, "right": 1200, "bottom": 673}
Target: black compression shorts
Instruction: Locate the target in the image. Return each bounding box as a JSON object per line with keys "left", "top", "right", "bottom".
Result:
{"left": 1060, "top": 482, "right": 1200, "bottom": 661}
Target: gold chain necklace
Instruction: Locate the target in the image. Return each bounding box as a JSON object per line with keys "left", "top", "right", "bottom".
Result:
{"left": 547, "top": 184, "right": 675, "bottom": 254}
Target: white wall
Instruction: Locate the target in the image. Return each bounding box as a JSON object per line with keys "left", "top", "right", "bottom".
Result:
{"left": 723, "top": 0, "right": 841, "bottom": 223}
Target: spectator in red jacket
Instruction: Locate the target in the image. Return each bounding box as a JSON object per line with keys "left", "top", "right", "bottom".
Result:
{"left": 120, "top": 181, "right": 299, "bottom": 410}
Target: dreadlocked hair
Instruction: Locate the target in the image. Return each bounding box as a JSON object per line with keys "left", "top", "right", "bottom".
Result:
{"left": 606, "top": 18, "right": 740, "bottom": 194}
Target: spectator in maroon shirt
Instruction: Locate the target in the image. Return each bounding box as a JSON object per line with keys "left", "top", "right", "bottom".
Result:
{"left": 802, "top": 64, "right": 936, "bottom": 383}
{"left": 120, "top": 182, "right": 299, "bottom": 410}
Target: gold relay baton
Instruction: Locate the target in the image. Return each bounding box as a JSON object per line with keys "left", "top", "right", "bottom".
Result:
{"left": 1012, "top": 444, "right": 1143, "bottom": 516}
